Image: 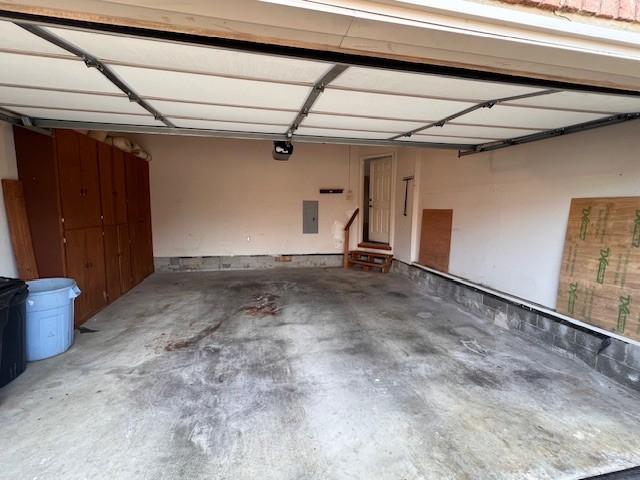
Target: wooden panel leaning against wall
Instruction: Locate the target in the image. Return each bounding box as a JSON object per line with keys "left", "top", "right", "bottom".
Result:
{"left": 419, "top": 209, "right": 453, "bottom": 273}
{"left": 13, "top": 127, "right": 154, "bottom": 326}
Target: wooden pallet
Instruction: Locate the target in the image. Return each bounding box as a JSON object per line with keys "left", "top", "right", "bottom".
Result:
{"left": 347, "top": 250, "right": 393, "bottom": 273}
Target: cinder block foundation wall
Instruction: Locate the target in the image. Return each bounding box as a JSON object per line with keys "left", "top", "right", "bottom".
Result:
{"left": 393, "top": 260, "right": 640, "bottom": 392}
{"left": 155, "top": 253, "right": 342, "bottom": 272}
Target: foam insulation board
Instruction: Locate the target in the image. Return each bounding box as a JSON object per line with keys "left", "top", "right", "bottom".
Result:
{"left": 557, "top": 197, "right": 640, "bottom": 341}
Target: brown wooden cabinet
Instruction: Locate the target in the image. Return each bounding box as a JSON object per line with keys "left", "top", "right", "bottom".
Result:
{"left": 130, "top": 219, "right": 154, "bottom": 284}
{"left": 117, "top": 223, "right": 133, "bottom": 293}
{"left": 112, "top": 148, "right": 128, "bottom": 225}
{"left": 57, "top": 130, "right": 102, "bottom": 230}
{"left": 13, "top": 127, "right": 154, "bottom": 326}
{"left": 65, "top": 227, "right": 107, "bottom": 321}
{"left": 103, "top": 225, "right": 122, "bottom": 303}
{"left": 98, "top": 142, "right": 115, "bottom": 226}
{"left": 13, "top": 128, "right": 65, "bottom": 278}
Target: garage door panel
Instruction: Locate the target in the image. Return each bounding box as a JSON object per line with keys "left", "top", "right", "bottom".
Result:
{"left": 301, "top": 113, "right": 425, "bottom": 133}
{"left": 331, "top": 66, "right": 543, "bottom": 101}
{"left": 402, "top": 135, "right": 492, "bottom": 144}
{"left": 0, "top": 86, "right": 146, "bottom": 114}
{"left": 314, "top": 89, "right": 472, "bottom": 121}
{"left": 507, "top": 91, "right": 640, "bottom": 114}
{"left": 0, "top": 52, "right": 121, "bottom": 94}
{"left": 4, "top": 106, "right": 162, "bottom": 126}
{"left": 0, "top": 20, "right": 70, "bottom": 56}
{"left": 295, "top": 127, "right": 394, "bottom": 139}
{"left": 170, "top": 118, "right": 287, "bottom": 133}
{"left": 47, "top": 26, "right": 332, "bottom": 84}
{"left": 433, "top": 123, "right": 541, "bottom": 139}
{"left": 458, "top": 105, "right": 607, "bottom": 129}
{"left": 148, "top": 100, "right": 296, "bottom": 124}
{"left": 111, "top": 65, "right": 312, "bottom": 110}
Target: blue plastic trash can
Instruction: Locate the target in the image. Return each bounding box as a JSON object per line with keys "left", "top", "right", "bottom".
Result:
{"left": 25, "top": 278, "right": 81, "bottom": 361}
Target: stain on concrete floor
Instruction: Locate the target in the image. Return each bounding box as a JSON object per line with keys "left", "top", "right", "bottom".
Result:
{"left": 1, "top": 268, "right": 639, "bottom": 480}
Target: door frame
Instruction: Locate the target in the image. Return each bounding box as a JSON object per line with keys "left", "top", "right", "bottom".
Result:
{"left": 358, "top": 151, "right": 397, "bottom": 249}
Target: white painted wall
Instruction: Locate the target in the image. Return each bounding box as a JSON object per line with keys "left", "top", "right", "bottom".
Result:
{"left": 393, "top": 147, "right": 419, "bottom": 264}
{"left": 0, "top": 122, "right": 17, "bottom": 277}
{"left": 418, "top": 121, "right": 640, "bottom": 308}
{"left": 136, "top": 134, "right": 426, "bottom": 263}
{"left": 132, "top": 120, "right": 639, "bottom": 311}
{"left": 133, "top": 135, "right": 360, "bottom": 257}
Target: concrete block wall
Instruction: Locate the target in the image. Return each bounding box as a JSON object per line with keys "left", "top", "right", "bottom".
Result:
{"left": 155, "top": 254, "right": 342, "bottom": 272}
{"left": 393, "top": 260, "right": 640, "bottom": 392}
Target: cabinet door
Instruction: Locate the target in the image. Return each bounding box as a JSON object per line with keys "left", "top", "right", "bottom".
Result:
{"left": 79, "top": 135, "right": 102, "bottom": 228}
{"left": 83, "top": 226, "right": 107, "bottom": 318}
{"left": 98, "top": 142, "right": 115, "bottom": 226}
{"left": 64, "top": 227, "right": 106, "bottom": 325}
{"left": 112, "top": 148, "right": 128, "bottom": 224}
{"left": 117, "top": 224, "right": 133, "bottom": 293}
{"left": 57, "top": 131, "right": 102, "bottom": 230}
{"left": 14, "top": 127, "right": 65, "bottom": 277}
{"left": 143, "top": 218, "right": 154, "bottom": 277}
{"left": 56, "top": 130, "right": 85, "bottom": 230}
{"left": 130, "top": 221, "right": 144, "bottom": 285}
{"left": 140, "top": 159, "right": 151, "bottom": 218}
{"left": 103, "top": 225, "right": 121, "bottom": 302}
{"left": 64, "top": 229, "right": 89, "bottom": 325}
{"left": 125, "top": 153, "right": 141, "bottom": 223}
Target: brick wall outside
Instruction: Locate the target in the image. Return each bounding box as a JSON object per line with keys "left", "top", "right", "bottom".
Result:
{"left": 496, "top": 0, "right": 639, "bottom": 22}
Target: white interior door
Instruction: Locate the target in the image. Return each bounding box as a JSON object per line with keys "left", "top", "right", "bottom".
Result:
{"left": 368, "top": 156, "right": 392, "bottom": 243}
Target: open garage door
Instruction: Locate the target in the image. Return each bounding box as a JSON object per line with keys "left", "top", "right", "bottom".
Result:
{"left": 0, "top": 13, "right": 638, "bottom": 156}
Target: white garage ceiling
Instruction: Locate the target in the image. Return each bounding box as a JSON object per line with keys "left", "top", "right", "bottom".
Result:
{"left": 0, "top": 17, "right": 639, "bottom": 155}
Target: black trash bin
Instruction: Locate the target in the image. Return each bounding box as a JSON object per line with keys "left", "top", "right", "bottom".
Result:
{"left": 0, "top": 277, "right": 28, "bottom": 388}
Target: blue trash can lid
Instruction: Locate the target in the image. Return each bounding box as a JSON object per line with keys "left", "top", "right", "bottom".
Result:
{"left": 27, "top": 278, "right": 77, "bottom": 295}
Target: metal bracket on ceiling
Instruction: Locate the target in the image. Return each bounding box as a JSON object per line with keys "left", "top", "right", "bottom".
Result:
{"left": 15, "top": 23, "right": 174, "bottom": 128}
{"left": 286, "top": 64, "right": 349, "bottom": 138}
{"left": 390, "top": 89, "right": 558, "bottom": 141}
{"left": 458, "top": 111, "right": 640, "bottom": 157}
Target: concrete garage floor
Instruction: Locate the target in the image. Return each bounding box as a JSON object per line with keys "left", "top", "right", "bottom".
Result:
{"left": 1, "top": 269, "right": 640, "bottom": 480}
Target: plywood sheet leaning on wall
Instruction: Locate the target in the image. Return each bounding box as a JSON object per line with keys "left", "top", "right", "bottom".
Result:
{"left": 557, "top": 197, "right": 640, "bottom": 341}
{"left": 1, "top": 179, "right": 38, "bottom": 280}
{"left": 419, "top": 209, "right": 453, "bottom": 273}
